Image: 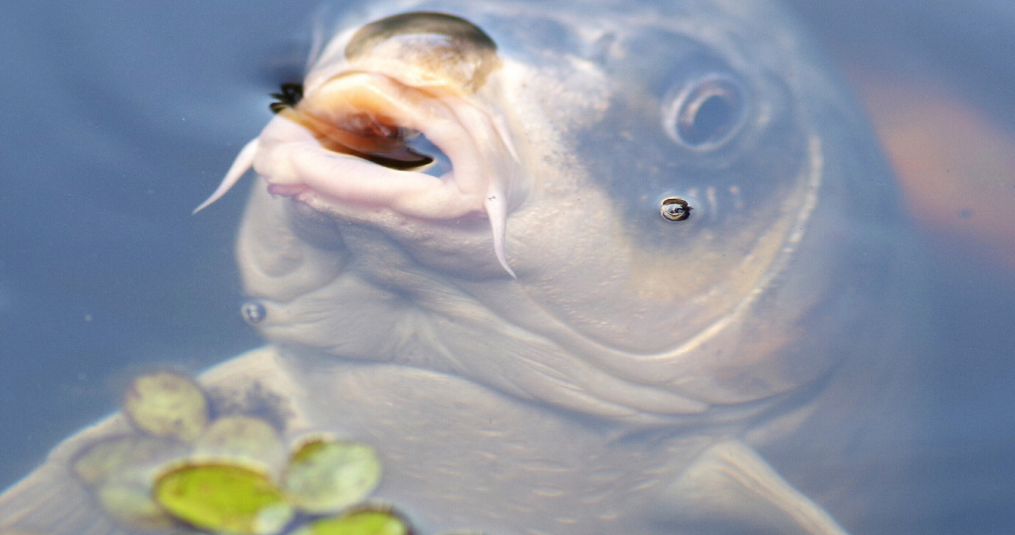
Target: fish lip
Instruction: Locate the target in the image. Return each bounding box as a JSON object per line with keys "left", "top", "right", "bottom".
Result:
{"left": 255, "top": 72, "right": 485, "bottom": 215}
{"left": 195, "top": 65, "right": 525, "bottom": 276}
{"left": 252, "top": 68, "right": 523, "bottom": 275}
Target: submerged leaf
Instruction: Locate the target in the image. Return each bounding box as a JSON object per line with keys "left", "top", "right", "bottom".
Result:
{"left": 194, "top": 416, "right": 287, "bottom": 474}
{"left": 96, "top": 478, "right": 178, "bottom": 531}
{"left": 71, "top": 435, "right": 186, "bottom": 485}
{"left": 71, "top": 435, "right": 187, "bottom": 529}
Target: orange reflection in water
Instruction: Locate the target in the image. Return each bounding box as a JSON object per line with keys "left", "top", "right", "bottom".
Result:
{"left": 850, "top": 71, "right": 1015, "bottom": 271}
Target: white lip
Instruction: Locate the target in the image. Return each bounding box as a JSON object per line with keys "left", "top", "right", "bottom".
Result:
{"left": 195, "top": 71, "right": 525, "bottom": 276}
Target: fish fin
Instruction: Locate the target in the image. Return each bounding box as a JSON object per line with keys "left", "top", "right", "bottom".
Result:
{"left": 0, "top": 421, "right": 132, "bottom": 535}
{"left": 656, "top": 440, "right": 851, "bottom": 535}
{"left": 192, "top": 138, "right": 259, "bottom": 214}
{"left": 484, "top": 190, "right": 516, "bottom": 278}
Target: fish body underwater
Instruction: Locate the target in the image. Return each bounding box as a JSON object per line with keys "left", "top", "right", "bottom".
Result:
{"left": 0, "top": 0, "right": 920, "bottom": 534}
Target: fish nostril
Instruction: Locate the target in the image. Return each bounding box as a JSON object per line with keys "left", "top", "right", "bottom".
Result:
{"left": 269, "top": 83, "right": 304, "bottom": 114}
{"left": 344, "top": 11, "right": 501, "bottom": 93}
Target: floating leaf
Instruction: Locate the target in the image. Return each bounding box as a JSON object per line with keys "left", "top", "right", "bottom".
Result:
{"left": 123, "top": 371, "right": 208, "bottom": 442}
{"left": 154, "top": 462, "right": 293, "bottom": 535}
{"left": 283, "top": 438, "right": 382, "bottom": 514}
{"left": 292, "top": 509, "right": 409, "bottom": 535}
{"left": 194, "top": 416, "right": 287, "bottom": 474}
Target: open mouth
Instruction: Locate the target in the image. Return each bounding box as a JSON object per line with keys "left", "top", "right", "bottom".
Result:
{"left": 261, "top": 71, "right": 519, "bottom": 217}
{"left": 194, "top": 13, "right": 526, "bottom": 276}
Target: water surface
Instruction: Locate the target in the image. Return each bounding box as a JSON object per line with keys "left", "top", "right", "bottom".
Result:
{"left": 0, "top": 0, "right": 1013, "bottom": 531}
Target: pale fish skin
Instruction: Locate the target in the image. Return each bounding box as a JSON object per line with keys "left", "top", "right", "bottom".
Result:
{"left": 0, "top": 0, "right": 920, "bottom": 534}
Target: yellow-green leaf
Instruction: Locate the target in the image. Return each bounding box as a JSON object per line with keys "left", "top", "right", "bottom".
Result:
{"left": 292, "top": 509, "right": 409, "bottom": 535}
{"left": 154, "top": 462, "right": 292, "bottom": 535}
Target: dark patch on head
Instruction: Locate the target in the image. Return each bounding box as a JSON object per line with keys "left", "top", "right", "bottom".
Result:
{"left": 205, "top": 381, "right": 294, "bottom": 433}
{"left": 573, "top": 26, "right": 802, "bottom": 250}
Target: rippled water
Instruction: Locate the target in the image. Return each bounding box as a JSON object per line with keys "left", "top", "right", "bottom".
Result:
{"left": 0, "top": 0, "right": 1012, "bottom": 532}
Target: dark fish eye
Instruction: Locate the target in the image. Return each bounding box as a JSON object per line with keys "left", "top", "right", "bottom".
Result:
{"left": 663, "top": 74, "right": 746, "bottom": 149}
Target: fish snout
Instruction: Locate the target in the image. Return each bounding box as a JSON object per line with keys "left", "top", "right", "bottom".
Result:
{"left": 200, "top": 12, "right": 530, "bottom": 276}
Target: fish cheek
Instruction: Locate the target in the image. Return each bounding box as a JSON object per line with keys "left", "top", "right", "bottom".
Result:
{"left": 555, "top": 68, "right": 809, "bottom": 347}
{"left": 605, "top": 66, "right": 803, "bottom": 260}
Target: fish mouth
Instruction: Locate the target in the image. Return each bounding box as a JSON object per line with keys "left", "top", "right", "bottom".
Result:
{"left": 196, "top": 67, "right": 526, "bottom": 276}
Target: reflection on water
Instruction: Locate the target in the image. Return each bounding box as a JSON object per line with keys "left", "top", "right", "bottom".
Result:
{"left": 786, "top": 1, "right": 1015, "bottom": 530}
{"left": 0, "top": 0, "right": 1013, "bottom": 533}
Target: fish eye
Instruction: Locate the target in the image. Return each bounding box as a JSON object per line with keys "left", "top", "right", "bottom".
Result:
{"left": 663, "top": 74, "right": 746, "bottom": 149}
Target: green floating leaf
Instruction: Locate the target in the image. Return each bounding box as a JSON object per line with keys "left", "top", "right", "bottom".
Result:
{"left": 293, "top": 509, "right": 409, "bottom": 535}
{"left": 154, "top": 462, "right": 293, "bottom": 535}
{"left": 283, "top": 438, "right": 382, "bottom": 514}
{"left": 123, "top": 371, "right": 208, "bottom": 443}
{"left": 194, "top": 416, "right": 287, "bottom": 473}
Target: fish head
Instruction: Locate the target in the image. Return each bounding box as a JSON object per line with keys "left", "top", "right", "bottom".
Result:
{"left": 209, "top": 0, "right": 901, "bottom": 424}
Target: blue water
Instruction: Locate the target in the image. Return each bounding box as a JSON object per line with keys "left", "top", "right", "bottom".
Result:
{"left": 0, "top": 0, "right": 1013, "bottom": 532}
{"left": 0, "top": 0, "right": 328, "bottom": 483}
{"left": 786, "top": 1, "right": 1015, "bottom": 531}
